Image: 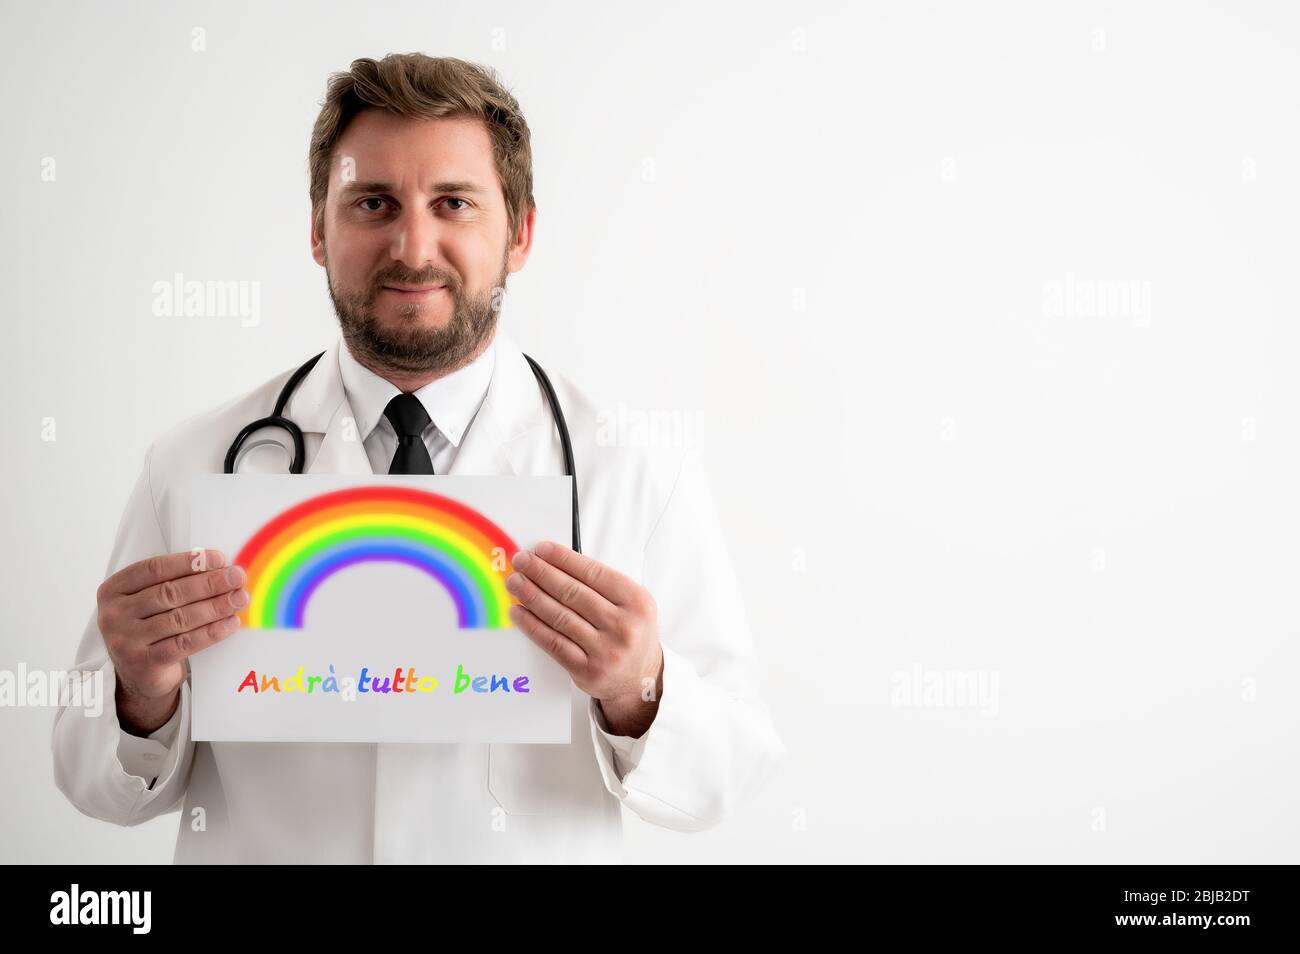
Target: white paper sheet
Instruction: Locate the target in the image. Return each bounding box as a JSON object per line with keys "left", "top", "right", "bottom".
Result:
{"left": 188, "top": 474, "right": 573, "bottom": 743}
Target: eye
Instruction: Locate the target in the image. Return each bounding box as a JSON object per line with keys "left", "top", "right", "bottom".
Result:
{"left": 357, "top": 197, "right": 390, "bottom": 212}
{"left": 442, "top": 197, "right": 471, "bottom": 212}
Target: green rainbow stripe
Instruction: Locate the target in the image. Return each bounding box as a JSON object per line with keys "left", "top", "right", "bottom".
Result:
{"left": 233, "top": 486, "right": 520, "bottom": 629}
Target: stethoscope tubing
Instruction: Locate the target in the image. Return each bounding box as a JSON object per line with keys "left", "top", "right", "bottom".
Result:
{"left": 224, "top": 350, "right": 581, "bottom": 552}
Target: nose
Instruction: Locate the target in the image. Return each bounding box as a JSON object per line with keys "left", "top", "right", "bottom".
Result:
{"left": 388, "top": 206, "right": 441, "bottom": 274}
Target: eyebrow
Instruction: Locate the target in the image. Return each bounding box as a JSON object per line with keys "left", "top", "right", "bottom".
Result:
{"left": 337, "top": 179, "right": 488, "bottom": 197}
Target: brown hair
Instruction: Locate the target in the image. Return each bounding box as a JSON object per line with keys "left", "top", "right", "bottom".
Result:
{"left": 308, "top": 53, "right": 534, "bottom": 243}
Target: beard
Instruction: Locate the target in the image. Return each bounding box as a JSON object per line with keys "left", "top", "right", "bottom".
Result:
{"left": 325, "top": 249, "right": 508, "bottom": 377}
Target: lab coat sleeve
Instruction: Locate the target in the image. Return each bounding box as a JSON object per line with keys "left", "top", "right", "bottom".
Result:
{"left": 590, "top": 699, "right": 646, "bottom": 780}
{"left": 50, "top": 443, "right": 196, "bottom": 826}
{"left": 116, "top": 688, "right": 183, "bottom": 778}
{"left": 587, "top": 448, "right": 787, "bottom": 831}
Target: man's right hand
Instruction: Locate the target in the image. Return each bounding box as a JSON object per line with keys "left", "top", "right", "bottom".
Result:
{"left": 97, "top": 548, "right": 248, "bottom": 736}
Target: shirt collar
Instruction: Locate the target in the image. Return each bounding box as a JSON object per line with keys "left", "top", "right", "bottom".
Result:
{"left": 337, "top": 332, "right": 497, "bottom": 448}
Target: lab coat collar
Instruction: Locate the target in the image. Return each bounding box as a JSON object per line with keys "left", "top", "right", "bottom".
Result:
{"left": 288, "top": 325, "right": 548, "bottom": 477}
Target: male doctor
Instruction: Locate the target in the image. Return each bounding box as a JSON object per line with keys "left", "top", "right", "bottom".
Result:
{"left": 51, "top": 53, "right": 784, "bottom": 863}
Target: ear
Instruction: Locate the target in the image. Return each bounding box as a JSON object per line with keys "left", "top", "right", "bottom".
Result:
{"left": 310, "top": 207, "right": 326, "bottom": 267}
{"left": 505, "top": 205, "right": 536, "bottom": 275}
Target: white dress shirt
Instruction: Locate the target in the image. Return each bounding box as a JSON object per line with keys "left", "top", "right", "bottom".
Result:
{"left": 116, "top": 333, "right": 644, "bottom": 783}
{"left": 336, "top": 334, "right": 496, "bottom": 475}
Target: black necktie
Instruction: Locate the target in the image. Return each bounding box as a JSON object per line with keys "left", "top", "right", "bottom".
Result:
{"left": 383, "top": 393, "right": 435, "bottom": 474}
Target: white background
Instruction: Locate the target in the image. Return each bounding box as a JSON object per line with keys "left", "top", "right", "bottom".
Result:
{"left": 2, "top": 0, "right": 1298, "bottom": 862}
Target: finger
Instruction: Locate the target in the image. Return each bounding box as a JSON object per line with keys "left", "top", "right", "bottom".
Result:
{"left": 533, "top": 541, "right": 640, "bottom": 606}
{"left": 124, "top": 563, "right": 246, "bottom": 623}
{"left": 147, "top": 614, "right": 242, "bottom": 667}
{"left": 509, "top": 604, "right": 588, "bottom": 675}
{"left": 138, "top": 587, "right": 251, "bottom": 644}
{"left": 511, "top": 549, "right": 615, "bottom": 628}
{"left": 504, "top": 569, "right": 601, "bottom": 652}
{"left": 103, "top": 549, "right": 227, "bottom": 598}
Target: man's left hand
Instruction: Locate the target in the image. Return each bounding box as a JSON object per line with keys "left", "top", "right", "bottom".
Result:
{"left": 506, "top": 541, "right": 663, "bottom": 738}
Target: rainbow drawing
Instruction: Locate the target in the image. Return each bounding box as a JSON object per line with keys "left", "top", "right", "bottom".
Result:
{"left": 232, "top": 486, "right": 520, "bottom": 630}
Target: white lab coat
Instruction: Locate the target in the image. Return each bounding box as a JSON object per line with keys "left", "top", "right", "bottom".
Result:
{"left": 51, "top": 327, "right": 785, "bottom": 863}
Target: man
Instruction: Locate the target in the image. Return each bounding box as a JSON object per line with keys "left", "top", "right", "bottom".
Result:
{"left": 51, "top": 53, "right": 783, "bottom": 863}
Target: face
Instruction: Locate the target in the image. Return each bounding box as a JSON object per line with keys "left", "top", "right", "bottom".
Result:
{"left": 311, "top": 110, "right": 535, "bottom": 378}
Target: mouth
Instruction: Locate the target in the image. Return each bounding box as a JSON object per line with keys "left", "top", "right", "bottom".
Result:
{"left": 380, "top": 284, "right": 447, "bottom": 302}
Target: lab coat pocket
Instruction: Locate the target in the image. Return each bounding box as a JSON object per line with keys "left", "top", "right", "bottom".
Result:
{"left": 487, "top": 741, "right": 607, "bottom": 816}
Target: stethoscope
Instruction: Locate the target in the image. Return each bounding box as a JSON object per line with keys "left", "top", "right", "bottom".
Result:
{"left": 223, "top": 350, "right": 581, "bottom": 553}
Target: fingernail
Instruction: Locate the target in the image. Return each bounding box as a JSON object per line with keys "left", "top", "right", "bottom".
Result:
{"left": 511, "top": 550, "right": 531, "bottom": 569}
{"left": 227, "top": 565, "right": 246, "bottom": 586}
{"left": 231, "top": 589, "right": 250, "bottom": 608}
{"left": 535, "top": 541, "right": 554, "bottom": 557}
{"left": 505, "top": 572, "right": 522, "bottom": 592}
